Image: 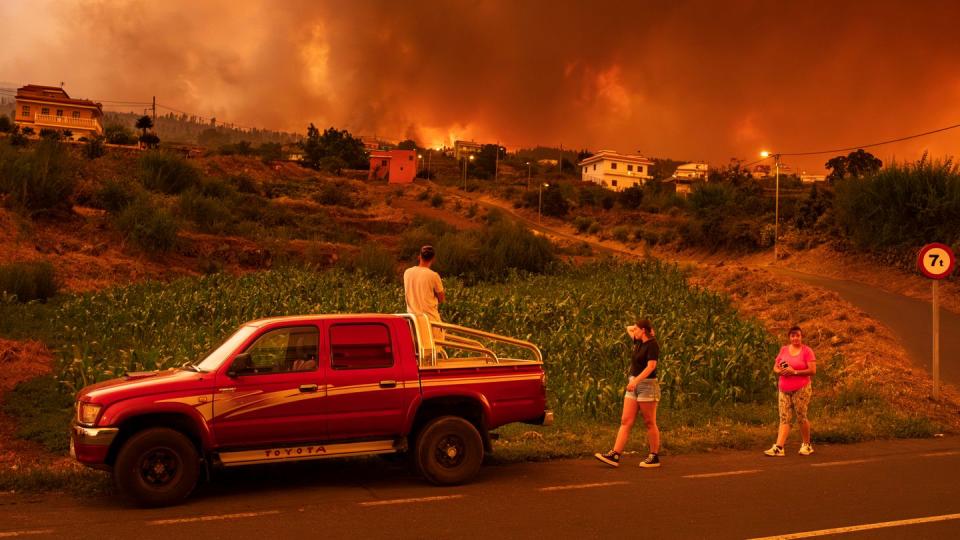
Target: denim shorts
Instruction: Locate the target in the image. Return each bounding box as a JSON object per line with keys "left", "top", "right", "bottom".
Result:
{"left": 625, "top": 377, "right": 661, "bottom": 402}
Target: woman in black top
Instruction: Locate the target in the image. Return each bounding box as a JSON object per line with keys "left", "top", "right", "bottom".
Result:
{"left": 594, "top": 318, "right": 662, "bottom": 468}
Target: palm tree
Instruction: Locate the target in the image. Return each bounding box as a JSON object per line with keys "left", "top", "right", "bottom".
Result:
{"left": 135, "top": 115, "right": 154, "bottom": 137}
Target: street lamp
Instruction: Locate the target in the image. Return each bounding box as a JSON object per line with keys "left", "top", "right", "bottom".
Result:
{"left": 417, "top": 154, "right": 423, "bottom": 176}
{"left": 538, "top": 182, "right": 550, "bottom": 223}
{"left": 760, "top": 151, "right": 781, "bottom": 263}
{"left": 526, "top": 161, "right": 531, "bottom": 190}
{"left": 462, "top": 154, "right": 474, "bottom": 190}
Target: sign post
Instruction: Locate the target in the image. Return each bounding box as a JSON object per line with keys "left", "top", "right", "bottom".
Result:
{"left": 917, "top": 243, "right": 956, "bottom": 399}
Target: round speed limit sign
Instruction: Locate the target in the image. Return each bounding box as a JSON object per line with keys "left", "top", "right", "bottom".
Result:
{"left": 917, "top": 243, "right": 956, "bottom": 279}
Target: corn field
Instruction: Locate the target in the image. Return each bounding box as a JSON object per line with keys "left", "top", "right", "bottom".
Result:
{"left": 54, "top": 261, "right": 778, "bottom": 419}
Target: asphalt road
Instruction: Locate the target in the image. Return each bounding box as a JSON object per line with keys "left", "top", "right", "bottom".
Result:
{"left": 2, "top": 437, "right": 959, "bottom": 539}
{"left": 774, "top": 268, "right": 960, "bottom": 389}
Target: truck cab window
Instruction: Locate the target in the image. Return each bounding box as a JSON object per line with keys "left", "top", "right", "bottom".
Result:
{"left": 242, "top": 326, "right": 318, "bottom": 374}
{"left": 330, "top": 323, "right": 394, "bottom": 370}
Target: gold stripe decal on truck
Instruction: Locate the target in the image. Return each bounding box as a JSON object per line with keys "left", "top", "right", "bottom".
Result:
{"left": 219, "top": 440, "right": 397, "bottom": 466}
{"left": 421, "top": 374, "right": 541, "bottom": 387}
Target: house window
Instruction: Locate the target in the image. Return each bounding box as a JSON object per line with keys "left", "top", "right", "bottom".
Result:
{"left": 381, "top": 160, "right": 388, "bottom": 167}
{"left": 55, "top": 109, "right": 64, "bottom": 117}
{"left": 593, "top": 164, "right": 597, "bottom": 171}
{"left": 41, "top": 107, "right": 50, "bottom": 115}
{"left": 21, "top": 105, "right": 30, "bottom": 117}
{"left": 612, "top": 180, "right": 618, "bottom": 187}
{"left": 72, "top": 111, "right": 80, "bottom": 119}
{"left": 583, "top": 167, "right": 587, "bottom": 174}
{"left": 408, "top": 155, "right": 413, "bottom": 161}
{"left": 627, "top": 164, "right": 633, "bottom": 172}
{"left": 611, "top": 162, "right": 617, "bottom": 170}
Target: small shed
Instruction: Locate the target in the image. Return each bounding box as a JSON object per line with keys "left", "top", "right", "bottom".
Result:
{"left": 369, "top": 150, "right": 417, "bottom": 183}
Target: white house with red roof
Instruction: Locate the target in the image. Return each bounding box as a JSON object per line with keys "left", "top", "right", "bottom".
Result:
{"left": 578, "top": 150, "right": 654, "bottom": 191}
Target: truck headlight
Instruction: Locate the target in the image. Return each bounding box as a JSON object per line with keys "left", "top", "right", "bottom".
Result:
{"left": 77, "top": 403, "right": 102, "bottom": 426}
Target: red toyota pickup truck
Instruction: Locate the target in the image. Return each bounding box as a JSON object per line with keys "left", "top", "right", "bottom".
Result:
{"left": 70, "top": 313, "right": 551, "bottom": 506}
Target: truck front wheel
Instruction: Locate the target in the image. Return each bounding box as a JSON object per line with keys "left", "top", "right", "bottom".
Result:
{"left": 113, "top": 427, "right": 200, "bottom": 507}
{"left": 415, "top": 416, "right": 484, "bottom": 485}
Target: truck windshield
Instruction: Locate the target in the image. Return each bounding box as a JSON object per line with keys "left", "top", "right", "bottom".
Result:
{"left": 195, "top": 326, "right": 258, "bottom": 372}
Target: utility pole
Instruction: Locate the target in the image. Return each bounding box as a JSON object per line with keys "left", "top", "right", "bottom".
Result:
{"left": 558, "top": 143, "right": 563, "bottom": 176}
{"left": 152, "top": 96, "right": 156, "bottom": 123}
{"left": 494, "top": 141, "right": 499, "bottom": 182}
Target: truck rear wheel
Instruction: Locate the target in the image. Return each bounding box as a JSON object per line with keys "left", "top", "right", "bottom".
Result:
{"left": 113, "top": 427, "right": 200, "bottom": 507}
{"left": 415, "top": 416, "right": 484, "bottom": 485}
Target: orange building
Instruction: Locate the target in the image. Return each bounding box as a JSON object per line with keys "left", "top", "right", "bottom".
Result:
{"left": 369, "top": 150, "right": 417, "bottom": 183}
{"left": 14, "top": 84, "right": 104, "bottom": 139}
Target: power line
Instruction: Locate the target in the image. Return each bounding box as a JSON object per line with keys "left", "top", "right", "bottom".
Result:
{"left": 745, "top": 120, "right": 960, "bottom": 167}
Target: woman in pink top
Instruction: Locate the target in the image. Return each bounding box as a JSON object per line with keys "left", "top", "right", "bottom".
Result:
{"left": 764, "top": 325, "right": 817, "bottom": 457}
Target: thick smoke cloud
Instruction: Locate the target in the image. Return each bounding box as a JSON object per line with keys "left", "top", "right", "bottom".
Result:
{"left": 2, "top": 0, "right": 959, "bottom": 171}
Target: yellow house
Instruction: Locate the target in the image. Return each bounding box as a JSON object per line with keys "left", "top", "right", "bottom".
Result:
{"left": 14, "top": 84, "right": 104, "bottom": 139}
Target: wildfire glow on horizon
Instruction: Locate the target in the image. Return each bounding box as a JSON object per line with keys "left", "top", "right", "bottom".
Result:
{"left": 3, "top": 0, "right": 960, "bottom": 172}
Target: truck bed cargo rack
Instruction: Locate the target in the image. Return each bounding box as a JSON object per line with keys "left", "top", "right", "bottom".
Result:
{"left": 403, "top": 314, "right": 543, "bottom": 367}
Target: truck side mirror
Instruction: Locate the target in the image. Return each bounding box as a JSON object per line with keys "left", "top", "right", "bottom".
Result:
{"left": 227, "top": 352, "right": 252, "bottom": 378}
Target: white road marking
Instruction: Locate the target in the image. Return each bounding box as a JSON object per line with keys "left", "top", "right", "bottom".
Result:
{"left": 810, "top": 458, "right": 878, "bottom": 468}
{"left": 922, "top": 450, "right": 960, "bottom": 457}
{"left": 683, "top": 469, "right": 761, "bottom": 479}
{"left": 538, "top": 481, "right": 630, "bottom": 492}
{"left": 746, "top": 512, "right": 960, "bottom": 539}
{"left": 147, "top": 511, "right": 281, "bottom": 525}
{"left": 0, "top": 530, "right": 54, "bottom": 538}
{"left": 359, "top": 495, "right": 464, "bottom": 506}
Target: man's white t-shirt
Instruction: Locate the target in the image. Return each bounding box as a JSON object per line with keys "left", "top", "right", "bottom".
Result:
{"left": 403, "top": 265, "right": 444, "bottom": 322}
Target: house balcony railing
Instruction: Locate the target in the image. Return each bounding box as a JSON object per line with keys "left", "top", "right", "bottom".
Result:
{"left": 32, "top": 114, "right": 102, "bottom": 133}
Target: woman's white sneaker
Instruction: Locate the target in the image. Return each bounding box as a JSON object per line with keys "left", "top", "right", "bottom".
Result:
{"left": 763, "top": 444, "right": 785, "bottom": 457}
{"left": 799, "top": 443, "right": 814, "bottom": 456}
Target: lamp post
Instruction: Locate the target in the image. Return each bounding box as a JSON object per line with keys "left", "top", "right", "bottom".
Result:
{"left": 462, "top": 154, "right": 474, "bottom": 190}
{"left": 417, "top": 153, "right": 423, "bottom": 176}
{"left": 526, "top": 161, "right": 531, "bottom": 190}
{"left": 538, "top": 182, "right": 549, "bottom": 223}
{"left": 760, "top": 151, "right": 781, "bottom": 263}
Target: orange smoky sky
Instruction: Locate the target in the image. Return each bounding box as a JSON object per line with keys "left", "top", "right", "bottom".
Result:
{"left": 3, "top": 0, "right": 960, "bottom": 172}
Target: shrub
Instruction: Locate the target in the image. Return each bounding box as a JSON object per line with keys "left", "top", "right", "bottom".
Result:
{"left": 430, "top": 193, "right": 444, "bottom": 208}
{"left": 833, "top": 157, "right": 960, "bottom": 250}
{"left": 0, "top": 139, "right": 76, "bottom": 212}
{"left": 138, "top": 151, "right": 201, "bottom": 194}
{"left": 587, "top": 222, "right": 602, "bottom": 235}
{"left": 39, "top": 128, "right": 62, "bottom": 141}
{"left": 230, "top": 174, "right": 260, "bottom": 194}
{"left": 104, "top": 123, "right": 136, "bottom": 145}
{"left": 416, "top": 189, "right": 431, "bottom": 201}
{"left": 612, "top": 225, "right": 630, "bottom": 242}
{"left": 313, "top": 180, "right": 368, "bottom": 208}
{"left": 95, "top": 177, "right": 142, "bottom": 214}
{"left": 178, "top": 188, "right": 235, "bottom": 234}
{"left": 338, "top": 244, "right": 397, "bottom": 282}
{"left": 0, "top": 261, "right": 58, "bottom": 302}
{"left": 258, "top": 142, "right": 283, "bottom": 162}
{"left": 574, "top": 216, "right": 594, "bottom": 233}
{"left": 317, "top": 155, "right": 349, "bottom": 175}
{"left": 0, "top": 115, "right": 11, "bottom": 132}
{"left": 619, "top": 185, "right": 643, "bottom": 209}
{"left": 83, "top": 136, "right": 106, "bottom": 159}
{"left": 115, "top": 196, "right": 179, "bottom": 253}
{"left": 139, "top": 133, "right": 160, "bottom": 149}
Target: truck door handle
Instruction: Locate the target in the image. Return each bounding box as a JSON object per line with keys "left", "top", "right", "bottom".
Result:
{"left": 299, "top": 384, "right": 319, "bottom": 393}
{"left": 379, "top": 380, "right": 397, "bottom": 389}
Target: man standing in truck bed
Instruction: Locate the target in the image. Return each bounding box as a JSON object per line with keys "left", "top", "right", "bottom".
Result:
{"left": 404, "top": 245, "right": 445, "bottom": 325}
